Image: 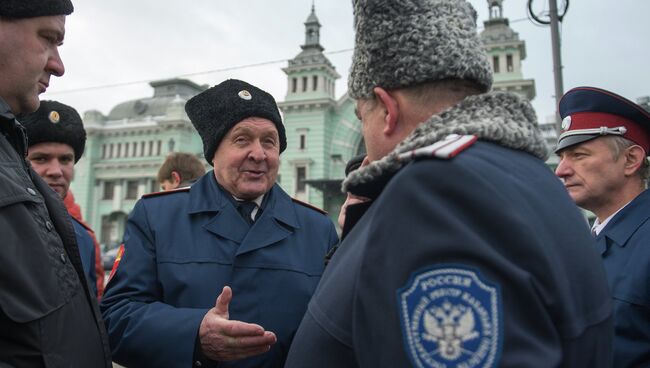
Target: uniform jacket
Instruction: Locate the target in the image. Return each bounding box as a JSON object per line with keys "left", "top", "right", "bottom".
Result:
{"left": 285, "top": 92, "right": 613, "bottom": 368}
{"left": 100, "top": 173, "right": 338, "bottom": 368}
{"left": 0, "top": 99, "right": 112, "bottom": 367}
{"left": 596, "top": 189, "right": 650, "bottom": 367}
{"left": 65, "top": 191, "right": 105, "bottom": 297}
{"left": 70, "top": 216, "right": 99, "bottom": 297}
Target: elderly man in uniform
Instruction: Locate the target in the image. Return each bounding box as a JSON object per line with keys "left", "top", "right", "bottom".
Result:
{"left": 101, "top": 79, "right": 338, "bottom": 368}
{"left": 285, "top": 1, "right": 613, "bottom": 367}
{"left": 20, "top": 100, "right": 105, "bottom": 298}
{"left": 555, "top": 86, "right": 650, "bottom": 367}
{"left": 0, "top": 1, "right": 111, "bottom": 366}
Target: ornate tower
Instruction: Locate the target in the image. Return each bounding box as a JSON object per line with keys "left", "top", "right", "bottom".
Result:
{"left": 277, "top": 5, "right": 360, "bottom": 222}
{"left": 481, "top": 0, "right": 535, "bottom": 100}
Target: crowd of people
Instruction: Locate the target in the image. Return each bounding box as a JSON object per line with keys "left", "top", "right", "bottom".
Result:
{"left": 1, "top": 0, "right": 649, "bottom": 367}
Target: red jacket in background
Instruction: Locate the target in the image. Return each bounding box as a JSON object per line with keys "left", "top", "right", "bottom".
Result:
{"left": 64, "top": 191, "right": 105, "bottom": 298}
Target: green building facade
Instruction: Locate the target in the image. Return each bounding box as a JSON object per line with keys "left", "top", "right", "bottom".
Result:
{"left": 71, "top": 2, "right": 534, "bottom": 248}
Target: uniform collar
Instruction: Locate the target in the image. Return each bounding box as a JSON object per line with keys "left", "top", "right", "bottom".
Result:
{"left": 0, "top": 97, "right": 14, "bottom": 120}
{"left": 598, "top": 190, "right": 650, "bottom": 247}
{"left": 187, "top": 173, "right": 299, "bottom": 229}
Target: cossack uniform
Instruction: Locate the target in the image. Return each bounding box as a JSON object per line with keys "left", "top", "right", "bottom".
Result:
{"left": 100, "top": 172, "right": 338, "bottom": 368}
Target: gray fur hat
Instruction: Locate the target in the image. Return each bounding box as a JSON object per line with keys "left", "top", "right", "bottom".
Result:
{"left": 348, "top": 0, "right": 493, "bottom": 99}
{"left": 185, "top": 79, "right": 286, "bottom": 165}
{"left": 19, "top": 100, "right": 86, "bottom": 163}
{"left": 0, "top": 0, "right": 73, "bottom": 18}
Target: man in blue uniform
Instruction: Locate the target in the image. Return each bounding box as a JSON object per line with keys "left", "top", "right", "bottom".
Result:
{"left": 101, "top": 79, "right": 338, "bottom": 368}
{"left": 0, "top": 1, "right": 112, "bottom": 366}
{"left": 555, "top": 86, "right": 650, "bottom": 367}
{"left": 20, "top": 100, "right": 103, "bottom": 298}
{"left": 285, "top": 1, "right": 613, "bottom": 367}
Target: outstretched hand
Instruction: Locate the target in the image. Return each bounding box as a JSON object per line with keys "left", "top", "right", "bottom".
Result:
{"left": 198, "top": 286, "right": 277, "bottom": 361}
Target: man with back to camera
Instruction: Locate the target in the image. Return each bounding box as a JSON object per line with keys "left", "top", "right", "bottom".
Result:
{"left": 555, "top": 86, "right": 650, "bottom": 367}
{"left": 19, "top": 100, "right": 106, "bottom": 299}
{"left": 158, "top": 151, "right": 206, "bottom": 191}
{"left": 0, "top": 0, "right": 111, "bottom": 365}
{"left": 285, "top": 0, "right": 613, "bottom": 367}
{"left": 101, "top": 79, "right": 339, "bottom": 368}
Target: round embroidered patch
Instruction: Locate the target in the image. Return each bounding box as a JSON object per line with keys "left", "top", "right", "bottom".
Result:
{"left": 397, "top": 266, "right": 502, "bottom": 368}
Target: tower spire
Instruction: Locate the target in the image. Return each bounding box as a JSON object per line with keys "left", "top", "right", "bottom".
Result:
{"left": 303, "top": 3, "right": 322, "bottom": 50}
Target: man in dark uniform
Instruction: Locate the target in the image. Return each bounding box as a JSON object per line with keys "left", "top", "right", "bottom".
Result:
{"left": 285, "top": 1, "right": 613, "bottom": 367}
{"left": 0, "top": 1, "right": 112, "bottom": 366}
{"left": 555, "top": 86, "right": 650, "bottom": 367}
{"left": 20, "top": 100, "right": 104, "bottom": 298}
{"left": 101, "top": 79, "right": 338, "bottom": 368}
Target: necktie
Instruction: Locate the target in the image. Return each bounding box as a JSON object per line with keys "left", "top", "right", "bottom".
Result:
{"left": 237, "top": 201, "right": 257, "bottom": 225}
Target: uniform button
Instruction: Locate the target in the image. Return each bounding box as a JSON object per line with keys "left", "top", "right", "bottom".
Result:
{"left": 27, "top": 188, "right": 36, "bottom": 195}
{"left": 45, "top": 221, "right": 53, "bottom": 231}
{"left": 60, "top": 253, "right": 66, "bottom": 263}
{"left": 194, "top": 361, "right": 202, "bottom": 367}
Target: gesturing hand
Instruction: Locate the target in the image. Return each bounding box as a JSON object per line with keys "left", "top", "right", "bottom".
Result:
{"left": 198, "top": 286, "right": 277, "bottom": 361}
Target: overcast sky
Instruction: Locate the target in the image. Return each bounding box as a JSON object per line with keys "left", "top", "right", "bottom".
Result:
{"left": 42, "top": 0, "right": 650, "bottom": 125}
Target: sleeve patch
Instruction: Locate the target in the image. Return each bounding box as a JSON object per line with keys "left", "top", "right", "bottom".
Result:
{"left": 397, "top": 265, "right": 502, "bottom": 368}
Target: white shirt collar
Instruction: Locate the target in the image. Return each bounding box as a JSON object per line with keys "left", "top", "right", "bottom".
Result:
{"left": 591, "top": 201, "right": 631, "bottom": 236}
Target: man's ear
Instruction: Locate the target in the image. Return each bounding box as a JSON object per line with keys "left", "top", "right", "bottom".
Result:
{"left": 623, "top": 145, "right": 646, "bottom": 177}
{"left": 171, "top": 171, "right": 182, "bottom": 186}
{"left": 373, "top": 87, "right": 399, "bottom": 136}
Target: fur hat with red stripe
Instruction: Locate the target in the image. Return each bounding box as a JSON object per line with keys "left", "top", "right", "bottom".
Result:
{"left": 555, "top": 86, "right": 650, "bottom": 154}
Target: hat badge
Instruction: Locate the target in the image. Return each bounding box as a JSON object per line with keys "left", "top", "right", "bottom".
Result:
{"left": 238, "top": 90, "right": 252, "bottom": 101}
{"left": 48, "top": 111, "right": 60, "bottom": 124}
{"left": 561, "top": 115, "right": 572, "bottom": 131}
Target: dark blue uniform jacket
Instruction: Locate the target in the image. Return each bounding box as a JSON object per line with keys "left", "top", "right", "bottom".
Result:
{"left": 596, "top": 189, "right": 650, "bottom": 367}
{"left": 100, "top": 173, "right": 338, "bottom": 368}
{"left": 286, "top": 141, "right": 613, "bottom": 368}
{"left": 71, "top": 216, "right": 98, "bottom": 297}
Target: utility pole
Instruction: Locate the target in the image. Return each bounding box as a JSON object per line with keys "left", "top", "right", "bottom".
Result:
{"left": 548, "top": 0, "right": 564, "bottom": 133}
{"left": 528, "top": 0, "right": 569, "bottom": 134}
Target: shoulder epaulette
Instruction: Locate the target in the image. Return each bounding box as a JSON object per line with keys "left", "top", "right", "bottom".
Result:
{"left": 70, "top": 216, "right": 95, "bottom": 233}
{"left": 291, "top": 197, "right": 328, "bottom": 215}
{"left": 397, "top": 134, "right": 477, "bottom": 161}
{"left": 141, "top": 186, "right": 190, "bottom": 199}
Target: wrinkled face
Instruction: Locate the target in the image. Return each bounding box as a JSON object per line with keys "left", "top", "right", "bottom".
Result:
{"left": 355, "top": 98, "right": 392, "bottom": 162}
{"left": 555, "top": 138, "right": 627, "bottom": 212}
{"left": 212, "top": 118, "right": 280, "bottom": 200}
{"left": 27, "top": 142, "right": 75, "bottom": 198}
{"left": 0, "top": 15, "right": 66, "bottom": 114}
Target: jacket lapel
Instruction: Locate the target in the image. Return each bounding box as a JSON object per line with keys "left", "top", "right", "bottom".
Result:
{"left": 598, "top": 190, "right": 650, "bottom": 256}
{"left": 236, "top": 185, "right": 300, "bottom": 256}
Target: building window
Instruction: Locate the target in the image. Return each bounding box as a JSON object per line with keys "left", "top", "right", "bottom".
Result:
{"left": 109, "top": 143, "right": 114, "bottom": 158}
{"left": 103, "top": 181, "right": 115, "bottom": 200}
{"left": 300, "top": 134, "right": 306, "bottom": 149}
{"left": 493, "top": 56, "right": 500, "bottom": 73}
{"left": 302, "top": 76, "right": 308, "bottom": 92}
{"left": 148, "top": 141, "right": 154, "bottom": 156}
{"left": 156, "top": 140, "right": 162, "bottom": 156}
{"left": 140, "top": 141, "right": 146, "bottom": 157}
{"left": 313, "top": 76, "right": 318, "bottom": 91}
{"left": 125, "top": 180, "right": 139, "bottom": 200}
{"left": 506, "top": 54, "right": 513, "bottom": 72}
{"left": 292, "top": 78, "right": 297, "bottom": 93}
{"left": 101, "top": 144, "right": 106, "bottom": 159}
{"left": 296, "top": 166, "right": 306, "bottom": 193}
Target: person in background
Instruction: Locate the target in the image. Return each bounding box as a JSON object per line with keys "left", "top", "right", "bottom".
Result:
{"left": 0, "top": 0, "right": 111, "bottom": 365}
{"left": 555, "top": 86, "right": 650, "bottom": 367}
{"left": 285, "top": 0, "right": 612, "bottom": 367}
{"left": 20, "top": 100, "right": 105, "bottom": 298}
{"left": 64, "top": 190, "right": 105, "bottom": 297}
{"left": 101, "top": 79, "right": 338, "bottom": 368}
{"left": 157, "top": 151, "right": 206, "bottom": 191}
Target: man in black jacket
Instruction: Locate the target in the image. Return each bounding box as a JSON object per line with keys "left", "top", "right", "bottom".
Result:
{"left": 0, "top": 1, "right": 112, "bottom": 366}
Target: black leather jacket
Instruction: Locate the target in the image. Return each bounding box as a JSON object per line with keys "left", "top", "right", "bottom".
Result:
{"left": 0, "top": 99, "right": 112, "bottom": 367}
